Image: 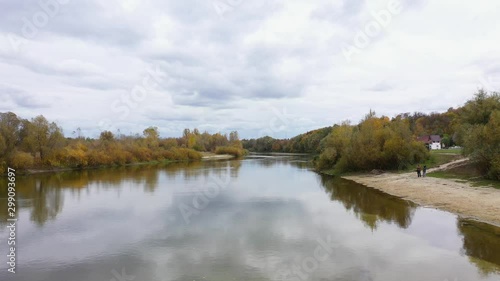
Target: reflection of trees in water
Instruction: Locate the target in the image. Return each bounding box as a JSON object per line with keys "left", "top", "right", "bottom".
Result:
{"left": 0, "top": 178, "right": 65, "bottom": 226}
{"left": 0, "top": 177, "right": 64, "bottom": 226}
{"left": 162, "top": 160, "right": 242, "bottom": 181}
{"left": 457, "top": 219, "right": 500, "bottom": 275}
{"left": 250, "top": 155, "right": 313, "bottom": 170}
{"left": 0, "top": 161, "right": 243, "bottom": 226}
{"left": 31, "top": 180, "right": 63, "bottom": 225}
{"left": 319, "top": 175, "right": 416, "bottom": 230}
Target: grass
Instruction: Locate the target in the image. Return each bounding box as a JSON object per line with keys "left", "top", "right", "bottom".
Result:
{"left": 320, "top": 147, "right": 500, "bottom": 189}
{"left": 429, "top": 149, "right": 463, "bottom": 166}
{"left": 427, "top": 162, "right": 500, "bottom": 189}
{"left": 404, "top": 147, "right": 500, "bottom": 189}
{"left": 402, "top": 148, "right": 463, "bottom": 173}
{"left": 321, "top": 149, "right": 465, "bottom": 176}
{"left": 432, "top": 148, "right": 463, "bottom": 154}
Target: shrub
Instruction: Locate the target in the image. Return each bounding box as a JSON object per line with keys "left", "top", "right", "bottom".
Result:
{"left": 489, "top": 155, "right": 500, "bottom": 180}
{"left": 215, "top": 146, "right": 246, "bottom": 157}
{"left": 86, "top": 150, "right": 113, "bottom": 166}
{"left": 10, "top": 151, "right": 34, "bottom": 169}
{"left": 169, "top": 148, "right": 202, "bottom": 161}
{"left": 315, "top": 147, "right": 338, "bottom": 170}
{"left": 62, "top": 143, "right": 88, "bottom": 168}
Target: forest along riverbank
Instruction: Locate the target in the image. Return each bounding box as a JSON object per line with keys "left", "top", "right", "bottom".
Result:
{"left": 15, "top": 154, "right": 236, "bottom": 176}
{"left": 342, "top": 159, "right": 500, "bottom": 227}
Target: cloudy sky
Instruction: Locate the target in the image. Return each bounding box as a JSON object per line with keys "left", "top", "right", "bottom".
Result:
{"left": 1, "top": 0, "right": 499, "bottom": 139}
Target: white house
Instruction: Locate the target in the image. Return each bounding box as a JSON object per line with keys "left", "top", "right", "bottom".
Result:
{"left": 417, "top": 135, "right": 442, "bottom": 150}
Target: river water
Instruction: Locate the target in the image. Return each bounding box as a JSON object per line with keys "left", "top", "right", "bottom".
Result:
{"left": 1, "top": 154, "right": 499, "bottom": 281}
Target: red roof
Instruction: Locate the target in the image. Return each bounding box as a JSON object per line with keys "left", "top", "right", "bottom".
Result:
{"left": 417, "top": 135, "right": 441, "bottom": 143}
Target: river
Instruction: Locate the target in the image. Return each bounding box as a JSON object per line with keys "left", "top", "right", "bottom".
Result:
{"left": 0, "top": 154, "right": 499, "bottom": 281}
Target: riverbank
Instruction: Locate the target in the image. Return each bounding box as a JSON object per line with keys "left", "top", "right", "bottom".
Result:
{"left": 11, "top": 154, "right": 236, "bottom": 176}
{"left": 201, "top": 152, "right": 235, "bottom": 160}
{"left": 342, "top": 159, "right": 500, "bottom": 227}
{"left": 18, "top": 159, "right": 180, "bottom": 175}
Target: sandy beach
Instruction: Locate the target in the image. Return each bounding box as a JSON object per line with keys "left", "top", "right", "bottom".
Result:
{"left": 201, "top": 153, "right": 235, "bottom": 160}
{"left": 343, "top": 159, "right": 500, "bottom": 227}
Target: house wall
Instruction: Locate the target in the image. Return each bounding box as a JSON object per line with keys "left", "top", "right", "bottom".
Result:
{"left": 430, "top": 142, "right": 441, "bottom": 150}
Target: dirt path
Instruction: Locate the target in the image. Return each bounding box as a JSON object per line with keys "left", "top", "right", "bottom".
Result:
{"left": 343, "top": 159, "right": 500, "bottom": 227}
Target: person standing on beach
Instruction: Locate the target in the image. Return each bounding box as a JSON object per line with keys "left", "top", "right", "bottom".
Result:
{"left": 423, "top": 165, "right": 427, "bottom": 177}
{"left": 416, "top": 164, "right": 421, "bottom": 177}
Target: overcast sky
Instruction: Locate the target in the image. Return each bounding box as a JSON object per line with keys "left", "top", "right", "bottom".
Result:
{"left": 1, "top": 0, "right": 499, "bottom": 139}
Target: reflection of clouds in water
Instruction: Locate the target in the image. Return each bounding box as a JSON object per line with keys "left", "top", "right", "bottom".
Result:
{"left": 140, "top": 197, "right": 364, "bottom": 280}
{"left": 1, "top": 156, "right": 500, "bottom": 281}
{"left": 402, "top": 208, "right": 463, "bottom": 252}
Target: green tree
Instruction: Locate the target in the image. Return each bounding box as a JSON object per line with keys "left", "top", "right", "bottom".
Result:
{"left": 457, "top": 90, "right": 500, "bottom": 179}
{"left": 460, "top": 89, "right": 500, "bottom": 125}
{"left": 463, "top": 110, "right": 500, "bottom": 179}
{"left": 441, "top": 134, "right": 452, "bottom": 148}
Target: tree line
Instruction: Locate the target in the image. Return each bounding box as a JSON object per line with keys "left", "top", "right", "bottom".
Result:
{"left": 315, "top": 111, "right": 429, "bottom": 172}
{"left": 0, "top": 114, "right": 245, "bottom": 171}
{"left": 242, "top": 126, "right": 332, "bottom": 153}
{"left": 3, "top": 90, "right": 499, "bottom": 179}
{"left": 244, "top": 90, "right": 500, "bottom": 179}
{"left": 243, "top": 109, "right": 461, "bottom": 154}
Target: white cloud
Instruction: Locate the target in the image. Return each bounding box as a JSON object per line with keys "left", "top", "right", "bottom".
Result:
{"left": 1, "top": 0, "right": 499, "bottom": 138}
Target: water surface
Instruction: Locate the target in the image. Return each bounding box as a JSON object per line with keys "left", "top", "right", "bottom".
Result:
{"left": 1, "top": 155, "right": 499, "bottom": 281}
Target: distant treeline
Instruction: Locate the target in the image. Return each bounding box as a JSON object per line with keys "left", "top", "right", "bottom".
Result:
{"left": 3, "top": 90, "right": 500, "bottom": 178}
{"left": 0, "top": 115, "right": 245, "bottom": 171}
{"left": 242, "top": 126, "right": 332, "bottom": 154}
{"left": 244, "top": 90, "right": 500, "bottom": 179}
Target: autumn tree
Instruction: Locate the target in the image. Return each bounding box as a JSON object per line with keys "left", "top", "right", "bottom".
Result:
{"left": 22, "top": 115, "right": 64, "bottom": 164}
{"left": 229, "top": 131, "right": 242, "bottom": 148}
{"left": 159, "top": 138, "right": 178, "bottom": 150}
{"left": 62, "top": 142, "right": 89, "bottom": 168}
{"left": 143, "top": 126, "right": 160, "bottom": 148}
{"left": 99, "top": 131, "right": 115, "bottom": 142}
{"left": 316, "top": 112, "right": 428, "bottom": 172}
{"left": 316, "top": 122, "right": 352, "bottom": 170}
{"left": 0, "top": 112, "right": 21, "bottom": 161}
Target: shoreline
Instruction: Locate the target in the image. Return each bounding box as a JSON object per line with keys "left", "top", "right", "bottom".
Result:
{"left": 341, "top": 164, "right": 500, "bottom": 227}
{"left": 7, "top": 154, "right": 236, "bottom": 176}
{"left": 201, "top": 153, "right": 236, "bottom": 160}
